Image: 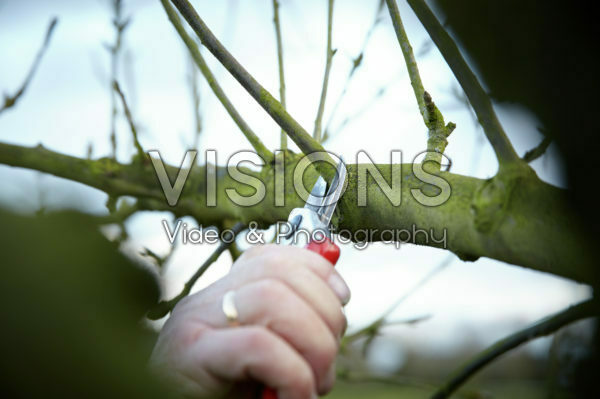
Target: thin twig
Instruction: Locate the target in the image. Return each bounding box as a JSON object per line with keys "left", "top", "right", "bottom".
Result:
{"left": 406, "top": 0, "right": 520, "bottom": 167}
{"left": 272, "top": 0, "right": 287, "bottom": 150}
{"left": 343, "top": 314, "right": 430, "bottom": 348}
{"left": 170, "top": 0, "right": 334, "bottom": 174}
{"left": 379, "top": 254, "right": 453, "bottom": 323}
{"left": 142, "top": 219, "right": 179, "bottom": 269}
{"left": 161, "top": 0, "right": 273, "bottom": 163}
{"left": 313, "top": 0, "right": 336, "bottom": 142}
{"left": 326, "top": 76, "right": 400, "bottom": 141}
{"left": 343, "top": 254, "right": 453, "bottom": 349}
{"left": 223, "top": 219, "right": 244, "bottom": 261}
{"left": 97, "top": 198, "right": 140, "bottom": 224}
{"left": 188, "top": 56, "right": 203, "bottom": 151}
{"left": 228, "top": 242, "right": 243, "bottom": 261}
{"left": 112, "top": 81, "right": 145, "bottom": 159}
{"left": 431, "top": 298, "right": 598, "bottom": 399}
{"left": 385, "top": 0, "right": 454, "bottom": 169}
{"left": 147, "top": 222, "right": 246, "bottom": 320}
{"left": 522, "top": 135, "right": 552, "bottom": 163}
{"left": 0, "top": 18, "right": 58, "bottom": 115}
{"left": 106, "top": 0, "right": 130, "bottom": 159}
{"left": 323, "top": 1, "right": 385, "bottom": 138}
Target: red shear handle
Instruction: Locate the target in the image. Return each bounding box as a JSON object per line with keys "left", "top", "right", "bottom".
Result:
{"left": 261, "top": 237, "right": 340, "bottom": 399}
{"left": 261, "top": 387, "right": 278, "bottom": 399}
{"left": 305, "top": 237, "right": 340, "bottom": 265}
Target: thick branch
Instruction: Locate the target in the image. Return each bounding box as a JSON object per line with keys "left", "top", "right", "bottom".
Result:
{"left": 0, "top": 141, "right": 594, "bottom": 283}
{"left": 406, "top": 0, "right": 520, "bottom": 167}
{"left": 160, "top": 0, "right": 273, "bottom": 163}
{"left": 313, "top": 0, "right": 336, "bottom": 142}
{"left": 1, "top": 18, "right": 58, "bottom": 115}
{"left": 170, "top": 0, "right": 334, "bottom": 176}
{"left": 432, "top": 299, "right": 599, "bottom": 399}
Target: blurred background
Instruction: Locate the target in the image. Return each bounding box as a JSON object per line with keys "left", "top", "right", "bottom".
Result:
{"left": 0, "top": 0, "right": 594, "bottom": 397}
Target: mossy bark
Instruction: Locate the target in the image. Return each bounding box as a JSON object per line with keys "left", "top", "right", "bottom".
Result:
{"left": 0, "top": 142, "right": 593, "bottom": 283}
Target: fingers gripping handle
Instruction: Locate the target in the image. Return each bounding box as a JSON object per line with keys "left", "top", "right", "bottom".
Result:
{"left": 261, "top": 237, "right": 340, "bottom": 399}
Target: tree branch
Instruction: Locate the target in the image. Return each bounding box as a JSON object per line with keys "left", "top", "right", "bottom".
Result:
{"left": 343, "top": 254, "right": 452, "bottom": 351}
{"left": 112, "top": 81, "right": 145, "bottom": 159}
{"left": 406, "top": 0, "right": 520, "bottom": 167}
{"left": 431, "top": 299, "right": 598, "bottom": 399}
{"left": 272, "top": 0, "right": 287, "bottom": 150}
{"left": 0, "top": 141, "right": 594, "bottom": 283}
{"left": 327, "top": 80, "right": 397, "bottom": 141}
{"left": 169, "top": 0, "right": 334, "bottom": 175}
{"left": 1, "top": 17, "right": 58, "bottom": 116}
{"left": 385, "top": 0, "right": 426, "bottom": 120}
{"left": 385, "top": 0, "right": 454, "bottom": 169}
{"left": 187, "top": 56, "right": 203, "bottom": 151}
{"left": 522, "top": 135, "right": 552, "bottom": 163}
{"left": 324, "top": 0, "right": 385, "bottom": 139}
{"left": 106, "top": 0, "right": 129, "bottom": 159}
{"left": 313, "top": 0, "right": 336, "bottom": 142}
{"left": 160, "top": 0, "right": 273, "bottom": 163}
{"left": 147, "top": 222, "right": 245, "bottom": 319}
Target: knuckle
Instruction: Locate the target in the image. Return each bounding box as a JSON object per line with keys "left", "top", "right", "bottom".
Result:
{"left": 252, "top": 278, "right": 291, "bottom": 303}
{"left": 167, "top": 317, "right": 208, "bottom": 353}
{"left": 256, "top": 243, "right": 280, "bottom": 258}
{"left": 236, "top": 245, "right": 263, "bottom": 263}
{"left": 237, "top": 244, "right": 276, "bottom": 263}
{"left": 261, "top": 253, "right": 285, "bottom": 271}
{"left": 245, "top": 245, "right": 264, "bottom": 256}
{"left": 309, "top": 252, "right": 332, "bottom": 273}
{"left": 240, "top": 326, "right": 270, "bottom": 351}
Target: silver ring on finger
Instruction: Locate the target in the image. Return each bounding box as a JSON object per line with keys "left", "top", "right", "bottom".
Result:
{"left": 222, "top": 290, "right": 241, "bottom": 327}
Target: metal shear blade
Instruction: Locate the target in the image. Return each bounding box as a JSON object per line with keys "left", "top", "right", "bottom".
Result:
{"left": 305, "top": 160, "right": 347, "bottom": 227}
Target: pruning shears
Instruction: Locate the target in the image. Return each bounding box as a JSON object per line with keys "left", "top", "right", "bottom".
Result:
{"left": 261, "top": 159, "right": 347, "bottom": 399}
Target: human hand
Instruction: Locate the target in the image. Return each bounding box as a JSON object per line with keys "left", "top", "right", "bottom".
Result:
{"left": 150, "top": 244, "right": 351, "bottom": 399}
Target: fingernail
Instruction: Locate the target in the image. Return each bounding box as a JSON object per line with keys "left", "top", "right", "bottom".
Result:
{"left": 327, "top": 273, "right": 351, "bottom": 305}
{"left": 317, "top": 362, "right": 336, "bottom": 396}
